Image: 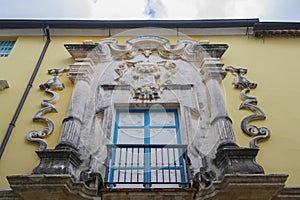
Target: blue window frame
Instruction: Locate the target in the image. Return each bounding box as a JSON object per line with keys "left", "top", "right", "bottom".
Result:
{"left": 107, "top": 109, "right": 188, "bottom": 188}
{"left": 0, "top": 41, "right": 15, "bottom": 57}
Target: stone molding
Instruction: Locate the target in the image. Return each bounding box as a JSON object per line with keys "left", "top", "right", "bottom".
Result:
{"left": 2, "top": 174, "right": 295, "bottom": 200}
{"left": 213, "top": 144, "right": 264, "bottom": 179}
{"left": 32, "top": 149, "right": 81, "bottom": 177}
{"left": 196, "top": 174, "right": 288, "bottom": 200}
{"left": 67, "top": 59, "right": 95, "bottom": 84}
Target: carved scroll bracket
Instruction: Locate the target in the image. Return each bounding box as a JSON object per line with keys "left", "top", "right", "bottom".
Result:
{"left": 225, "top": 66, "right": 270, "bottom": 148}
{"left": 26, "top": 66, "right": 69, "bottom": 151}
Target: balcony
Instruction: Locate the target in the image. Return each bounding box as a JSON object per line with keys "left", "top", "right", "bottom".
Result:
{"left": 105, "top": 144, "right": 191, "bottom": 189}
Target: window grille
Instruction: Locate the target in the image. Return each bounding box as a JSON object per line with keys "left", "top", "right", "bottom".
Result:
{"left": 0, "top": 41, "right": 15, "bottom": 57}
{"left": 105, "top": 109, "right": 191, "bottom": 188}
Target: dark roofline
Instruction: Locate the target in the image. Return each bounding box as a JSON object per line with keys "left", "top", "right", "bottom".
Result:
{"left": 253, "top": 22, "right": 300, "bottom": 30}
{"left": 0, "top": 19, "right": 259, "bottom": 29}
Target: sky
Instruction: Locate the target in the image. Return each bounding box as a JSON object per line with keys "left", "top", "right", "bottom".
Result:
{"left": 0, "top": 0, "right": 299, "bottom": 22}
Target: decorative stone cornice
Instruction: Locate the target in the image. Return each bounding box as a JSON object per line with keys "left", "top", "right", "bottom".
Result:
{"left": 2, "top": 174, "right": 292, "bottom": 200}
{"left": 200, "top": 59, "right": 227, "bottom": 82}
{"left": 196, "top": 174, "right": 288, "bottom": 200}
{"left": 254, "top": 29, "right": 300, "bottom": 38}
{"left": 199, "top": 43, "right": 228, "bottom": 82}
{"left": 6, "top": 175, "right": 98, "bottom": 199}
{"left": 194, "top": 44, "right": 229, "bottom": 58}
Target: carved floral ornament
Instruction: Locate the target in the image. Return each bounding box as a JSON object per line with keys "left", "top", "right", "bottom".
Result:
{"left": 225, "top": 66, "right": 271, "bottom": 148}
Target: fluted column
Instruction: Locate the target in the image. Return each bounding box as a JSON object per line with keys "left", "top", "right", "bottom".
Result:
{"left": 201, "top": 58, "right": 236, "bottom": 146}
{"left": 199, "top": 54, "right": 264, "bottom": 181}
{"left": 32, "top": 59, "right": 95, "bottom": 178}
{"left": 56, "top": 59, "right": 94, "bottom": 150}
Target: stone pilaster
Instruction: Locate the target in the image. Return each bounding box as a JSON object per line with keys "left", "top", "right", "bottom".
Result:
{"left": 32, "top": 59, "right": 95, "bottom": 179}
{"left": 201, "top": 57, "right": 236, "bottom": 146}
{"left": 56, "top": 59, "right": 94, "bottom": 150}
{"left": 200, "top": 50, "right": 264, "bottom": 181}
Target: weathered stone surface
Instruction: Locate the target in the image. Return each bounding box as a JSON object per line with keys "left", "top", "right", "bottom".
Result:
{"left": 6, "top": 175, "right": 99, "bottom": 200}
{"left": 1, "top": 174, "right": 296, "bottom": 200}
{"left": 196, "top": 174, "right": 288, "bottom": 200}
{"left": 32, "top": 149, "right": 81, "bottom": 179}
{"left": 0, "top": 189, "right": 20, "bottom": 200}
{"left": 101, "top": 188, "right": 196, "bottom": 200}
{"left": 273, "top": 187, "right": 300, "bottom": 200}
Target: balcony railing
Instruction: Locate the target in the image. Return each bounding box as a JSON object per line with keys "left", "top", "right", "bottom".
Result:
{"left": 105, "top": 144, "right": 191, "bottom": 188}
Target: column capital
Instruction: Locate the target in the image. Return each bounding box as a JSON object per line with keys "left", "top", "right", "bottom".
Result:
{"left": 67, "top": 58, "right": 95, "bottom": 84}
{"left": 200, "top": 58, "right": 227, "bottom": 81}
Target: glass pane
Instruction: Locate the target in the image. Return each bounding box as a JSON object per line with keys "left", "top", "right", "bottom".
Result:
{"left": 119, "top": 112, "right": 144, "bottom": 126}
{"left": 150, "top": 112, "right": 175, "bottom": 126}
{"left": 118, "top": 128, "right": 144, "bottom": 144}
{"left": 150, "top": 128, "right": 177, "bottom": 144}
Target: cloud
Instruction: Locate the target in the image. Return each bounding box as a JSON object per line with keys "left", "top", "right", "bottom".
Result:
{"left": 161, "top": 0, "right": 267, "bottom": 19}
{"left": 144, "top": 0, "right": 167, "bottom": 19}
{"left": 0, "top": 0, "right": 94, "bottom": 19}
{"left": 90, "top": 0, "right": 146, "bottom": 19}
{"left": 0, "top": 0, "right": 299, "bottom": 21}
{"left": 263, "top": 0, "right": 300, "bottom": 21}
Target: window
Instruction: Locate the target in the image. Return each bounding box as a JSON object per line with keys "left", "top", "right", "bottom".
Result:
{"left": 106, "top": 109, "right": 190, "bottom": 188}
{"left": 0, "top": 41, "right": 15, "bottom": 57}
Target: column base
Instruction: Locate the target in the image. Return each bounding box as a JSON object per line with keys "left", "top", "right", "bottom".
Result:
{"left": 32, "top": 149, "right": 81, "bottom": 179}
{"left": 213, "top": 143, "right": 264, "bottom": 179}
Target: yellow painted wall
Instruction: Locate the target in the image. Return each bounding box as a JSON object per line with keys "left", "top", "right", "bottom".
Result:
{"left": 196, "top": 35, "right": 300, "bottom": 186}
{"left": 0, "top": 36, "right": 82, "bottom": 188}
{"left": 0, "top": 34, "right": 300, "bottom": 188}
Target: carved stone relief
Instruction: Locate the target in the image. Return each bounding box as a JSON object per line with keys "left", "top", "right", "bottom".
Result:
{"left": 26, "top": 67, "right": 69, "bottom": 151}
{"left": 226, "top": 66, "right": 271, "bottom": 148}
{"left": 114, "top": 59, "right": 179, "bottom": 101}
{"left": 28, "top": 36, "right": 266, "bottom": 191}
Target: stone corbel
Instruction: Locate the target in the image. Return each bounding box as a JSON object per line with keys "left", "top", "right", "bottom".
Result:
{"left": 0, "top": 80, "right": 9, "bottom": 90}
{"left": 225, "top": 66, "right": 271, "bottom": 148}
{"left": 26, "top": 67, "right": 69, "bottom": 151}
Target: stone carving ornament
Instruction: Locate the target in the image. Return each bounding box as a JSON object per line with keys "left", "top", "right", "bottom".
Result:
{"left": 26, "top": 67, "right": 69, "bottom": 151}
{"left": 225, "top": 66, "right": 270, "bottom": 148}
{"left": 113, "top": 50, "right": 178, "bottom": 101}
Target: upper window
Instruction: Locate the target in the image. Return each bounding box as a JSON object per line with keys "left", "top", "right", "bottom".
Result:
{"left": 114, "top": 109, "right": 181, "bottom": 145}
{"left": 106, "top": 108, "right": 190, "bottom": 188}
{"left": 0, "top": 41, "right": 15, "bottom": 57}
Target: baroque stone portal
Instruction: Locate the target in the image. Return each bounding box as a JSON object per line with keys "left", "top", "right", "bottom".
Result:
{"left": 27, "top": 36, "right": 265, "bottom": 197}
